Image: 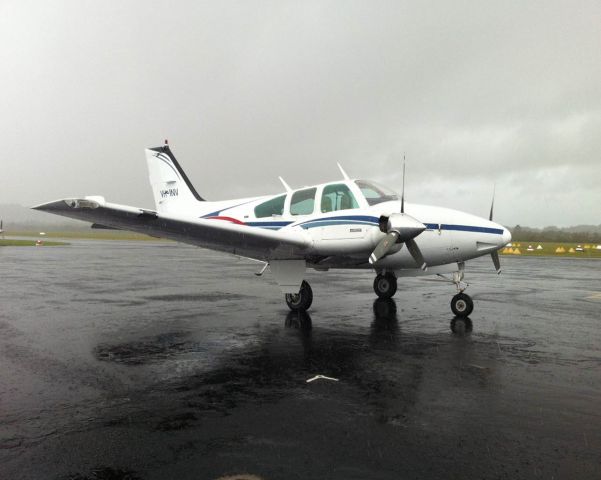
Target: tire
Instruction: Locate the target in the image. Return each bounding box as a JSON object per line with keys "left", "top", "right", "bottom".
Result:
{"left": 285, "top": 280, "right": 313, "bottom": 311}
{"left": 373, "top": 273, "right": 398, "bottom": 299}
{"left": 451, "top": 293, "right": 473, "bottom": 317}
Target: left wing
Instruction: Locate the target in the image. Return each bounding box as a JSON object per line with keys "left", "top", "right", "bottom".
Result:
{"left": 33, "top": 197, "right": 311, "bottom": 261}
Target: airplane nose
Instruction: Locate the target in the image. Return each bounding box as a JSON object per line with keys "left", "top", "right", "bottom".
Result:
{"left": 501, "top": 227, "right": 512, "bottom": 246}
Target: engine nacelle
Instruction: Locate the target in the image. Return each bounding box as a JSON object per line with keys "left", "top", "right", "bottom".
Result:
{"left": 379, "top": 213, "right": 426, "bottom": 242}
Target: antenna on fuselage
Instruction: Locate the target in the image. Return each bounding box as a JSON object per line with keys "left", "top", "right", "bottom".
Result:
{"left": 489, "top": 184, "right": 496, "bottom": 221}
{"left": 279, "top": 176, "right": 292, "bottom": 192}
{"left": 337, "top": 162, "right": 350, "bottom": 181}
{"left": 369, "top": 154, "right": 427, "bottom": 270}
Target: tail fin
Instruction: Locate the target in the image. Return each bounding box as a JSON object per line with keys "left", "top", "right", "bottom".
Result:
{"left": 145, "top": 143, "right": 205, "bottom": 213}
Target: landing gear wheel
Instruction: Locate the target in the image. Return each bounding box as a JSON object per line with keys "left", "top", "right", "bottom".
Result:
{"left": 285, "top": 280, "right": 313, "bottom": 311}
{"left": 373, "top": 273, "right": 397, "bottom": 299}
{"left": 451, "top": 292, "right": 473, "bottom": 317}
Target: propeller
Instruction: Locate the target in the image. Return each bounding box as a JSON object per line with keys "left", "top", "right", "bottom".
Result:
{"left": 491, "top": 250, "right": 501, "bottom": 274}
{"left": 489, "top": 185, "right": 502, "bottom": 274}
{"left": 369, "top": 161, "right": 427, "bottom": 269}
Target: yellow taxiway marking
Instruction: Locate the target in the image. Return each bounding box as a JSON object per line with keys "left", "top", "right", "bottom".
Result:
{"left": 585, "top": 292, "right": 601, "bottom": 300}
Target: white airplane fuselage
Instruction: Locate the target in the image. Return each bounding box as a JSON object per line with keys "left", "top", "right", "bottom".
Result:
{"left": 169, "top": 179, "right": 510, "bottom": 273}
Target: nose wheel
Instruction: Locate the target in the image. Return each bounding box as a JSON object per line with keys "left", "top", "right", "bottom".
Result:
{"left": 285, "top": 280, "right": 313, "bottom": 311}
{"left": 373, "top": 273, "right": 397, "bottom": 299}
{"left": 451, "top": 292, "right": 473, "bottom": 317}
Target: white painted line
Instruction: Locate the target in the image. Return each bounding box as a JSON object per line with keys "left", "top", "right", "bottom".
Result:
{"left": 306, "top": 375, "right": 339, "bottom": 383}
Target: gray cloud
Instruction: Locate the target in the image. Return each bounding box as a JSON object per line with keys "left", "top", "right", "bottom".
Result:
{"left": 1, "top": 0, "right": 599, "bottom": 227}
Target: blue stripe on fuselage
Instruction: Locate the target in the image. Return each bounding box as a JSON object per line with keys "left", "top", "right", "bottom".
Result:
{"left": 296, "top": 215, "right": 380, "bottom": 229}
{"left": 244, "top": 215, "right": 380, "bottom": 230}
{"left": 245, "top": 221, "right": 293, "bottom": 229}
{"left": 298, "top": 220, "right": 377, "bottom": 229}
{"left": 424, "top": 223, "right": 504, "bottom": 235}
{"left": 205, "top": 213, "right": 503, "bottom": 235}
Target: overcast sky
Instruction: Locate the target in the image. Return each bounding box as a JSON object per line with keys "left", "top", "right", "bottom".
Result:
{"left": 1, "top": 0, "right": 600, "bottom": 227}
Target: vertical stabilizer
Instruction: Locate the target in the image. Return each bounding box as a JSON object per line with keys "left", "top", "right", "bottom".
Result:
{"left": 145, "top": 143, "right": 205, "bottom": 214}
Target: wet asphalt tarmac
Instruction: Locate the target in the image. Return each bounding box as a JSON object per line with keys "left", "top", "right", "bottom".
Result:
{"left": 1, "top": 240, "right": 600, "bottom": 479}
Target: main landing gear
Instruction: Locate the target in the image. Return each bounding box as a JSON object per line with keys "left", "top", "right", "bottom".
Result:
{"left": 285, "top": 280, "right": 313, "bottom": 311}
{"left": 373, "top": 273, "right": 397, "bottom": 299}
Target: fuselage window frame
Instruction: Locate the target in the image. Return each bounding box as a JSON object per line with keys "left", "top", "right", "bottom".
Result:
{"left": 321, "top": 183, "right": 360, "bottom": 213}
{"left": 290, "top": 188, "right": 317, "bottom": 216}
{"left": 254, "top": 194, "right": 287, "bottom": 218}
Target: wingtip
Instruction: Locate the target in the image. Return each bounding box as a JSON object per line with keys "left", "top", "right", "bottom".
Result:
{"left": 31, "top": 200, "right": 59, "bottom": 211}
{"left": 31, "top": 198, "right": 102, "bottom": 212}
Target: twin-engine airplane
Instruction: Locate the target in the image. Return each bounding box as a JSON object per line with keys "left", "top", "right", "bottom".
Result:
{"left": 34, "top": 141, "right": 511, "bottom": 318}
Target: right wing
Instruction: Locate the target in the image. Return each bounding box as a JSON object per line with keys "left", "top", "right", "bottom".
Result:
{"left": 33, "top": 197, "right": 311, "bottom": 261}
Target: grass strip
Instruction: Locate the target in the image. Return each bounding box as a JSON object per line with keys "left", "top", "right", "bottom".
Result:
{"left": 0, "top": 239, "right": 69, "bottom": 247}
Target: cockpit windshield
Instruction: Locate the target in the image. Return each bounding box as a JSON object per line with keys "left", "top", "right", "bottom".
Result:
{"left": 354, "top": 180, "right": 399, "bottom": 206}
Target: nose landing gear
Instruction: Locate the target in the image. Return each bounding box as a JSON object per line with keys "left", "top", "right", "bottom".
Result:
{"left": 451, "top": 292, "right": 473, "bottom": 317}
{"left": 449, "top": 262, "right": 473, "bottom": 318}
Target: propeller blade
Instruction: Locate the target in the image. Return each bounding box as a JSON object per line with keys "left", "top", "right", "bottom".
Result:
{"left": 491, "top": 250, "right": 501, "bottom": 274}
{"left": 369, "top": 232, "right": 400, "bottom": 264}
{"left": 401, "top": 160, "right": 405, "bottom": 214}
{"left": 405, "top": 238, "right": 427, "bottom": 271}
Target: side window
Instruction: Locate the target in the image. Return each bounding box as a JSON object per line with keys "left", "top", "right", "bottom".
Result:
{"left": 321, "top": 184, "right": 359, "bottom": 212}
{"left": 290, "top": 188, "right": 316, "bottom": 215}
{"left": 254, "top": 194, "right": 286, "bottom": 218}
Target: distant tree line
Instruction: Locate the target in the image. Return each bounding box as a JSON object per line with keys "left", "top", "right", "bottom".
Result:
{"left": 510, "top": 225, "right": 601, "bottom": 243}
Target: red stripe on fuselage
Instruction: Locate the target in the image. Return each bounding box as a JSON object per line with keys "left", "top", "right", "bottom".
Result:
{"left": 207, "top": 216, "right": 245, "bottom": 225}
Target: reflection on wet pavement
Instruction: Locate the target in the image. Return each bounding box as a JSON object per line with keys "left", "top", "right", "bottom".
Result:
{"left": 95, "top": 331, "right": 194, "bottom": 365}
{"left": 1, "top": 241, "right": 600, "bottom": 479}
{"left": 60, "top": 466, "right": 142, "bottom": 480}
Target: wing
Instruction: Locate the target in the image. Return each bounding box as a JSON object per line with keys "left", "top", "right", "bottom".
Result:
{"left": 33, "top": 197, "right": 311, "bottom": 261}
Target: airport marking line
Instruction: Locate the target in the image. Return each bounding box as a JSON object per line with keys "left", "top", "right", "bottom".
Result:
{"left": 306, "top": 375, "right": 339, "bottom": 383}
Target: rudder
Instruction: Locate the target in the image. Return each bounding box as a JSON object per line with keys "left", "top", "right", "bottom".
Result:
{"left": 145, "top": 142, "right": 205, "bottom": 214}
